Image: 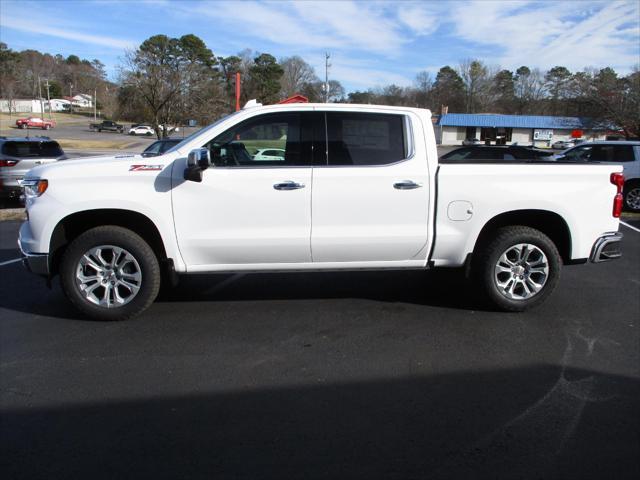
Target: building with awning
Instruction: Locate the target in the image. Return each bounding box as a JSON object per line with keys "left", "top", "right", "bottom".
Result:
{"left": 436, "top": 113, "right": 607, "bottom": 146}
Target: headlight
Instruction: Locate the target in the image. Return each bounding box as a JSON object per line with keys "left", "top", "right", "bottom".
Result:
{"left": 22, "top": 178, "right": 48, "bottom": 198}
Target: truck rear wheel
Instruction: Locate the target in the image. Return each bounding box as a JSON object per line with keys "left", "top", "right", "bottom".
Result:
{"left": 473, "top": 226, "right": 561, "bottom": 312}
{"left": 60, "top": 226, "right": 160, "bottom": 321}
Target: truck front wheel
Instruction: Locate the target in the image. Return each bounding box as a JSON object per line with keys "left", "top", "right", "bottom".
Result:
{"left": 623, "top": 181, "right": 640, "bottom": 212}
{"left": 473, "top": 226, "right": 561, "bottom": 312}
{"left": 60, "top": 226, "right": 160, "bottom": 321}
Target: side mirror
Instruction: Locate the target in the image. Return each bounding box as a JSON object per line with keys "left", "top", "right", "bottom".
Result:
{"left": 187, "top": 148, "right": 212, "bottom": 169}
{"left": 184, "top": 148, "right": 212, "bottom": 182}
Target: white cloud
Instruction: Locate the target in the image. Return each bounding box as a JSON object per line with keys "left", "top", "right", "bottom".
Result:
{"left": 0, "top": 15, "right": 137, "bottom": 50}
{"left": 397, "top": 4, "right": 440, "bottom": 36}
{"left": 448, "top": 0, "right": 640, "bottom": 72}
{"left": 182, "top": 0, "right": 431, "bottom": 56}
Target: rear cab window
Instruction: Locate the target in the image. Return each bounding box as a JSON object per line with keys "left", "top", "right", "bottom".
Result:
{"left": 2, "top": 141, "right": 63, "bottom": 158}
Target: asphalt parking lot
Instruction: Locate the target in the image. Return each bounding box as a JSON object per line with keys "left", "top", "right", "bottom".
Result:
{"left": 1, "top": 219, "right": 639, "bottom": 479}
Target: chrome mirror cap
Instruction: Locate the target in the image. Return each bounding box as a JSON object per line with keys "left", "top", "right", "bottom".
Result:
{"left": 187, "top": 148, "right": 211, "bottom": 169}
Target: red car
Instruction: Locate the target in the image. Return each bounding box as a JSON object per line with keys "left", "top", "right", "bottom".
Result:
{"left": 15, "top": 117, "right": 56, "bottom": 130}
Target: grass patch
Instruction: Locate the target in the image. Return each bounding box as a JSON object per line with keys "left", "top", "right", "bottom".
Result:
{"left": 57, "top": 139, "right": 142, "bottom": 150}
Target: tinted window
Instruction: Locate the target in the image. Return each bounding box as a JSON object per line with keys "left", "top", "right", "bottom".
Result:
{"left": 205, "top": 113, "right": 307, "bottom": 167}
{"left": 467, "top": 148, "right": 504, "bottom": 160}
{"left": 159, "top": 140, "right": 180, "bottom": 153}
{"left": 590, "top": 145, "right": 635, "bottom": 162}
{"left": 563, "top": 145, "right": 593, "bottom": 161}
{"left": 143, "top": 141, "right": 163, "bottom": 155}
{"left": 325, "top": 112, "right": 406, "bottom": 166}
{"left": 440, "top": 148, "right": 473, "bottom": 161}
{"left": 2, "top": 141, "right": 63, "bottom": 158}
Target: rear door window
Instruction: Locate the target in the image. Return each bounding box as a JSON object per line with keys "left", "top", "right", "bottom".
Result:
{"left": 324, "top": 112, "right": 407, "bottom": 166}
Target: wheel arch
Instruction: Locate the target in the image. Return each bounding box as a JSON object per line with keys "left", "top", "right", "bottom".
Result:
{"left": 49, "top": 209, "right": 168, "bottom": 276}
{"left": 472, "top": 209, "right": 572, "bottom": 264}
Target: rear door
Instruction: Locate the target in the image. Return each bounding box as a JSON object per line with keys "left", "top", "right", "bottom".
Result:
{"left": 311, "top": 111, "right": 429, "bottom": 263}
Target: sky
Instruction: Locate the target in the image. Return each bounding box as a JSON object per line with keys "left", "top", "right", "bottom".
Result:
{"left": 0, "top": 0, "right": 638, "bottom": 92}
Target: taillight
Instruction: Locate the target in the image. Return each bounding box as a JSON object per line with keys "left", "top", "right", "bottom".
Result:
{"left": 610, "top": 172, "right": 625, "bottom": 218}
{"left": 0, "top": 159, "right": 18, "bottom": 167}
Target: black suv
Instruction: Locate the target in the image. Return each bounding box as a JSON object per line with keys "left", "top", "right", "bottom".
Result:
{"left": 440, "top": 145, "right": 555, "bottom": 162}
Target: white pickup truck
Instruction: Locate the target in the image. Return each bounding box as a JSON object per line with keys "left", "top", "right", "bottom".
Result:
{"left": 18, "top": 102, "right": 625, "bottom": 320}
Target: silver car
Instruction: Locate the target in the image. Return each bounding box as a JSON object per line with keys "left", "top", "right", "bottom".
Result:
{"left": 0, "top": 137, "right": 65, "bottom": 201}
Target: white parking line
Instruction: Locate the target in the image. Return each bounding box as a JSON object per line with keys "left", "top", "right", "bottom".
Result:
{"left": 0, "top": 258, "right": 22, "bottom": 267}
{"left": 620, "top": 221, "right": 640, "bottom": 233}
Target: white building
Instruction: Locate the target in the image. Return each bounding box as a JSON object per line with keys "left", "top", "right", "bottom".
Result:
{"left": 0, "top": 99, "right": 44, "bottom": 113}
{"left": 437, "top": 113, "right": 607, "bottom": 147}
{"left": 66, "top": 94, "right": 93, "bottom": 108}
{"left": 46, "top": 99, "right": 72, "bottom": 112}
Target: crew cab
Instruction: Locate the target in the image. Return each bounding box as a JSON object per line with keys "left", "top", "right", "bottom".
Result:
{"left": 18, "top": 102, "right": 624, "bottom": 320}
{"left": 15, "top": 117, "right": 56, "bottom": 130}
{"left": 89, "top": 120, "right": 124, "bottom": 133}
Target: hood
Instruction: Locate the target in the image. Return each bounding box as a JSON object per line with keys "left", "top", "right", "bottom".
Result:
{"left": 25, "top": 153, "right": 173, "bottom": 180}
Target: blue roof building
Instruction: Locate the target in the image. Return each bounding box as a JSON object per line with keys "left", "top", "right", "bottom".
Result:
{"left": 436, "top": 113, "right": 606, "bottom": 146}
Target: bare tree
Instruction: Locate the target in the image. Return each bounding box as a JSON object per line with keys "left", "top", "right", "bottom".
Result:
{"left": 279, "top": 56, "right": 319, "bottom": 98}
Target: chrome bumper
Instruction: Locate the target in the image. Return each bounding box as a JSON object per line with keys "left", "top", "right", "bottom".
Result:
{"left": 18, "top": 236, "right": 49, "bottom": 276}
{"left": 589, "top": 232, "right": 623, "bottom": 263}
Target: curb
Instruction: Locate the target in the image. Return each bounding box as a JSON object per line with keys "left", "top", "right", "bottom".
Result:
{"left": 0, "top": 209, "right": 26, "bottom": 221}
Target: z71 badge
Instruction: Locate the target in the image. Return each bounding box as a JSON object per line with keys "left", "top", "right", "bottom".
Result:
{"left": 129, "top": 164, "right": 163, "bottom": 171}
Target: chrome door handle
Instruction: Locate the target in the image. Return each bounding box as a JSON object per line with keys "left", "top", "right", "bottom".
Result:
{"left": 393, "top": 180, "right": 422, "bottom": 190}
{"left": 273, "top": 181, "right": 305, "bottom": 191}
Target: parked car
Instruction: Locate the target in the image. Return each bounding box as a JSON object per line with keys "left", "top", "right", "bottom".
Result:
{"left": 19, "top": 101, "right": 623, "bottom": 320}
{"left": 142, "top": 138, "right": 181, "bottom": 157}
{"left": 15, "top": 117, "right": 56, "bottom": 130}
{"left": 552, "top": 139, "right": 587, "bottom": 150}
{"left": 253, "top": 148, "right": 286, "bottom": 161}
{"left": 462, "top": 138, "right": 480, "bottom": 146}
{"left": 440, "top": 145, "right": 555, "bottom": 162}
{"left": 0, "top": 136, "right": 65, "bottom": 201}
{"left": 129, "top": 125, "right": 155, "bottom": 136}
{"left": 555, "top": 141, "right": 640, "bottom": 211}
{"left": 90, "top": 120, "right": 124, "bottom": 133}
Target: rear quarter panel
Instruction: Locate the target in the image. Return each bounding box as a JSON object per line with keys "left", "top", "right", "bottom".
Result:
{"left": 432, "top": 163, "right": 622, "bottom": 266}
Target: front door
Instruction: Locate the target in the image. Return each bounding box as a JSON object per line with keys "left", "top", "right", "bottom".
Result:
{"left": 172, "top": 112, "right": 314, "bottom": 269}
{"left": 311, "top": 111, "right": 430, "bottom": 263}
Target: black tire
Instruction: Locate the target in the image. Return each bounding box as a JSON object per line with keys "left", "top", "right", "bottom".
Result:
{"left": 60, "top": 226, "right": 160, "bottom": 321}
{"left": 473, "top": 226, "right": 561, "bottom": 312}
{"left": 623, "top": 181, "right": 640, "bottom": 212}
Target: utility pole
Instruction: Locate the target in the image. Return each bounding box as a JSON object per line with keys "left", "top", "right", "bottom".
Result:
{"left": 37, "top": 76, "right": 45, "bottom": 118}
{"left": 69, "top": 84, "right": 73, "bottom": 114}
{"left": 44, "top": 79, "right": 52, "bottom": 119}
{"left": 93, "top": 87, "right": 97, "bottom": 121}
{"left": 324, "top": 52, "right": 331, "bottom": 103}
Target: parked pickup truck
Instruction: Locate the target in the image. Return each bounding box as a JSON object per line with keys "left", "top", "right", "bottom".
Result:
{"left": 18, "top": 102, "right": 624, "bottom": 320}
{"left": 89, "top": 120, "right": 124, "bottom": 133}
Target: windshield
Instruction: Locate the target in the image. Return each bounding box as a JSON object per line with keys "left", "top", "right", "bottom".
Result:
{"left": 164, "top": 112, "right": 243, "bottom": 155}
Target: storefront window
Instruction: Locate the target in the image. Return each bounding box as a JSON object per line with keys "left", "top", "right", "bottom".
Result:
{"left": 480, "top": 127, "right": 512, "bottom": 144}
